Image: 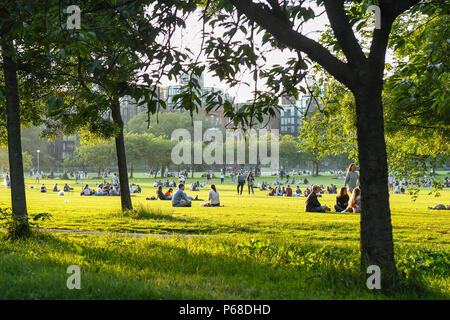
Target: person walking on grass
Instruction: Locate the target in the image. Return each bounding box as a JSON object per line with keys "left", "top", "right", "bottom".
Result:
{"left": 247, "top": 171, "right": 255, "bottom": 195}
{"left": 344, "top": 163, "right": 359, "bottom": 193}
{"left": 305, "top": 185, "right": 330, "bottom": 212}
{"left": 237, "top": 172, "right": 245, "bottom": 195}
{"left": 172, "top": 184, "right": 192, "bottom": 207}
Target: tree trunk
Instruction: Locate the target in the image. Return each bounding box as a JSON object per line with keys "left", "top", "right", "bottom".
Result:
{"left": 355, "top": 88, "right": 397, "bottom": 286}
{"left": 1, "top": 38, "right": 29, "bottom": 236}
{"left": 111, "top": 98, "right": 132, "bottom": 211}
{"left": 130, "top": 162, "right": 134, "bottom": 179}
{"left": 161, "top": 166, "right": 165, "bottom": 178}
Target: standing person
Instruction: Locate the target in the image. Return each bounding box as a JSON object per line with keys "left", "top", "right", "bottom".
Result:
{"left": 5, "top": 174, "right": 11, "bottom": 188}
{"left": 201, "top": 185, "right": 222, "bottom": 207}
{"left": 237, "top": 172, "right": 245, "bottom": 195}
{"left": 220, "top": 171, "right": 225, "bottom": 184}
{"left": 247, "top": 171, "right": 255, "bottom": 195}
{"left": 230, "top": 171, "right": 235, "bottom": 184}
{"left": 344, "top": 163, "right": 359, "bottom": 193}
{"left": 172, "top": 184, "right": 192, "bottom": 207}
{"left": 35, "top": 170, "right": 40, "bottom": 184}
{"left": 112, "top": 173, "right": 119, "bottom": 186}
{"left": 388, "top": 175, "right": 394, "bottom": 193}
{"left": 305, "top": 185, "right": 330, "bottom": 212}
{"left": 334, "top": 187, "right": 349, "bottom": 212}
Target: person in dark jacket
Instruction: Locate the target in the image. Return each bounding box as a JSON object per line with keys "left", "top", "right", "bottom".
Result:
{"left": 305, "top": 185, "right": 330, "bottom": 212}
{"left": 334, "top": 187, "right": 349, "bottom": 212}
{"left": 237, "top": 173, "right": 245, "bottom": 195}
{"left": 157, "top": 185, "right": 171, "bottom": 200}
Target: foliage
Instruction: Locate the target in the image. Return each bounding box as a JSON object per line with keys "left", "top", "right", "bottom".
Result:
{"left": 0, "top": 207, "right": 51, "bottom": 240}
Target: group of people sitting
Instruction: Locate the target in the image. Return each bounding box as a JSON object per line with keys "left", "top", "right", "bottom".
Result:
{"left": 267, "top": 185, "right": 298, "bottom": 197}
{"left": 153, "top": 180, "right": 178, "bottom": 188}
{"left": 153, "top": 183, "right": 222, "bottom": 208}
{"left": 189, "top": 181, "right": 206, "bottom": 191}
{"left": 267, "top": 184, "right": 338, "bottom": 197}
{"left": 40, "top": 183, "right": 72, "bottom": 195}
{"left": 305, "top": 185, "right": 362, "bottom": 213}
{"left": 79, "top": 182, "right": 137, "bottom": 196}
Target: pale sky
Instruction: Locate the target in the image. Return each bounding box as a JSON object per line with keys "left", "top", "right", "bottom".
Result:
{"left": 159, "top": 3, "right": 386, "bottom": 104}
{"left": 160, "top": 4, "right": 329, "bottom": 103}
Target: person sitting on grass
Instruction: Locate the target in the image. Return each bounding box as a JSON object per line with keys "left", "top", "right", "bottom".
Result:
{"left": 96, "top": 184, "right": 108, "bottom": 196}
{"left": 111, "top": 185, "right": 120, "bottom": 196}
{"left": 81, "top": 184, "right": 93, "bottom": 196}
{"left": 40, "top": 183, "right": 47, "bottom": 193}
{"left": 285, "top": 185, "right": 293, "bottom": 197}
{"left": 165, "top": 188, "right": 173, "bottom": 198}
{"left": 172, "top": 184, "right": 192, "bottom": 207}
{"left": 274, "top": 185, "right": 281, "bottom": 196}
{"left": 103, "top": 183, "right": 111, "bottom": 195}
{"left": 334, "top": 187, "right": 349, "bottom": 212}
{"left": 157, "top": 185, "right": 172, "bottom": 200}
{"left": 342, "top": 187, "right": 361, "bottom": 213}
{"left": 259, "top": 181, "right": 267, "bottom": 191}
{"left": 52, "top": 183, "right": 59, "bottom": 192}
{"left": 267, "top": 186, "right": 275, "bottom": 196}
{"left": 190, "top": 181, "right": 199, "bottom": 191}
{"left": 294, "top": 186, "right": 303, "bottom": 197}
{"left": 201, "top": 185, "right": 223, "bottom": 207}
{"left": 63, "top": 183, "right": 71, "bottom": 192}
{"left": 304, "top": 187, "right": 311, "bottom": 197}
{"left": 305, "top": 185, "right": 330, "bottom": 213}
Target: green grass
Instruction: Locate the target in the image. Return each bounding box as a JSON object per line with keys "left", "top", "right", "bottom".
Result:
{"left": 0, "top": 173, "right": 449, "bottom": 299}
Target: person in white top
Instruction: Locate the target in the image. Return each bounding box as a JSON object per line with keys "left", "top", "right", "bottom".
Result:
{"left": 201, "top": 185, "right": 222, "bottom": 207}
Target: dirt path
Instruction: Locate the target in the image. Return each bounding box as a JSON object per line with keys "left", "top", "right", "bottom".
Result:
{"left": 36, "top": 228, "right": 207, "bottom": 239}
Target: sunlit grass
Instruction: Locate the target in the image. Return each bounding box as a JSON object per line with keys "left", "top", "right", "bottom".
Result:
{"left": 0, "top": 173, "right": 448, "bottom": 299}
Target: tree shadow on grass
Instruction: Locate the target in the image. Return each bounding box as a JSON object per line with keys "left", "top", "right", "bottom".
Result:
{"left": 1, "top": 231, "right": 447, "bottom": 300}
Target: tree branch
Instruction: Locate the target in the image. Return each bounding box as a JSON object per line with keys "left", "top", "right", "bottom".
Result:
{"left": 323, "top": 0, "right": 367, "bottom": 66}
{"left": 229, "top": 0, "right": 356, "bottom": 89}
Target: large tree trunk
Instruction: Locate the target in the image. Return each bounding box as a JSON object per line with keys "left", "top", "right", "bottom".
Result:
{"left": 355, "top": 88, "right": 397, "bottom": 286}
{"left": 111, "top": 98, "right": 132, "bottom": 211}
{"left": 1, "top": 39, "right": 29, "bottom": 236}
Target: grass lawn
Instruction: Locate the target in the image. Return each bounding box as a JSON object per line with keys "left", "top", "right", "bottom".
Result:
{"left": 0, "top": 173, "right": 449, "bottom": 299}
